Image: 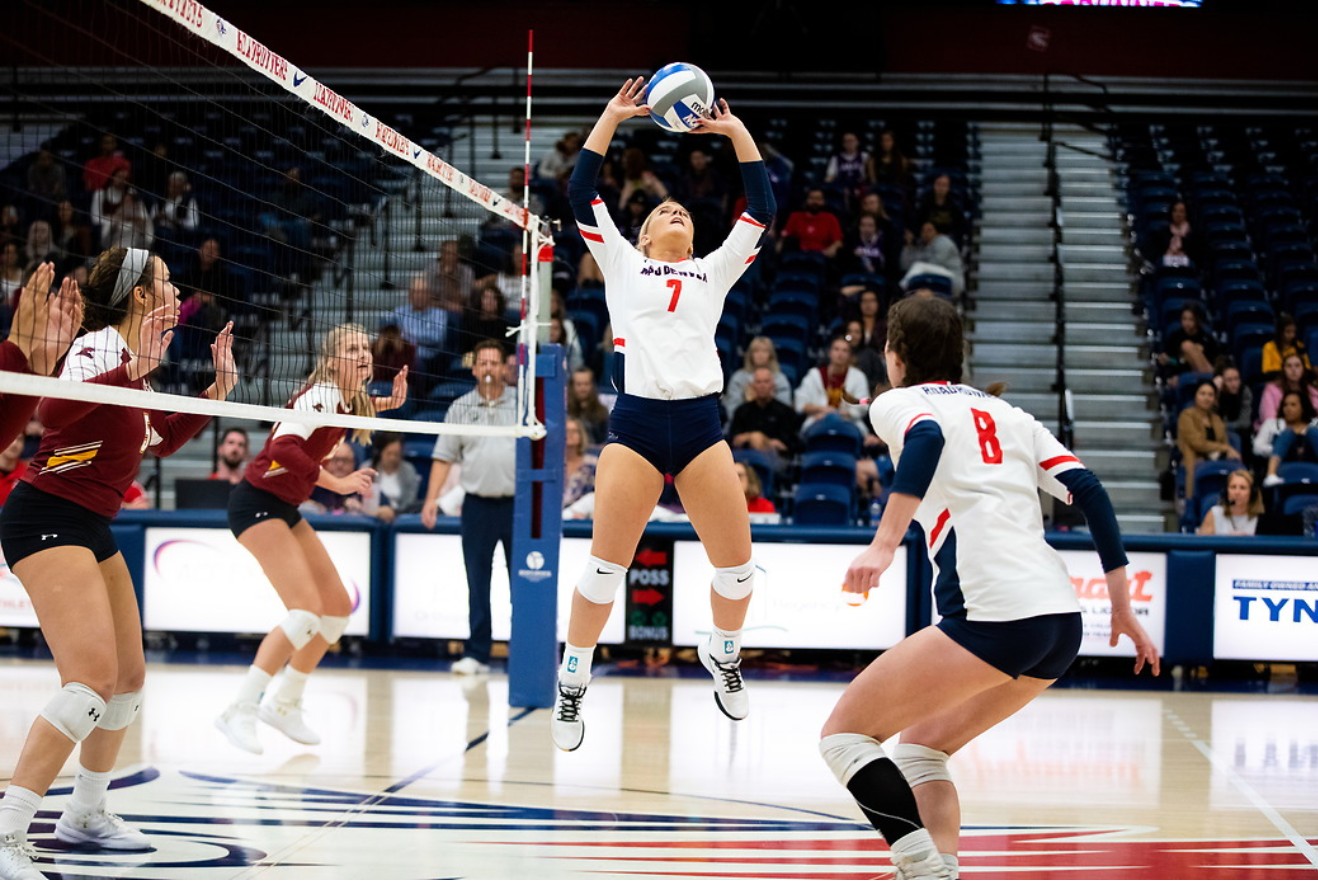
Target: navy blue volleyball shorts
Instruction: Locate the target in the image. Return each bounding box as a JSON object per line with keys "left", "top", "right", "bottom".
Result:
{"left": 606, "top": 393, "right": 726, "bottom": 476}
{"left": 938, "top": 611, "right": 1083, "bottom": 679}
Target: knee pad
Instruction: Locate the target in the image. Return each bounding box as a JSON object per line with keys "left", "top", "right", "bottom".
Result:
{"left": 319, "top": 615, "right": 350, "bottom": 645}
{"left": 40, "top": 683, "right": 107, "bottom": 743}
{"left": 712, "top": 560, "right": 756, "bottom": 601}
{"left": 576, "top": 556, "right": 627, "bottom": 605}
{"left": 819, "top": 732, "right": 886, "bottom": 788}
{"left": 279, "top": 609, "right": 321, "bottom": 650}
{"left": 893, "top": 743, "right": 952, "bottom": 788}
{"left": 97, "top": 690, "right": 143, "bottom": 731}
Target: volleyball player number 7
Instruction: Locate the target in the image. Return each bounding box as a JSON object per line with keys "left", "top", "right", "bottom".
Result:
{"left": 551, "top": 78, "right": 775, "bottom": 752}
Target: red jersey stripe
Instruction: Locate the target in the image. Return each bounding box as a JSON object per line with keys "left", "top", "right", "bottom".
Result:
{"left": 744, "top": 255, "right": 757, "bottom": 264}
{"left": 590, "top": 198, "right": 604, "bottom": 206}
{"left": 1040, "top": 454, "right": 1081, "bottom": 471}
{"left": 738, "top": 214, "right": 767, "bottom": 229}
{"left": 929, "top": 508, "right": 951, "bottom": 547}
{"left": 904, "top": 412, "right": 934, "bottom": 434}
{"left": 581, "top": 230, "right": 604, "bottom": 243}
{"left": 613, "top": 337, "right": 625, "bottom": 347}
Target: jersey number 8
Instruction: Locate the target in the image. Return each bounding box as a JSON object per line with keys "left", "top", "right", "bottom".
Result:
{"left": 971, "top": 408, "right": 1003, "bottom": 465}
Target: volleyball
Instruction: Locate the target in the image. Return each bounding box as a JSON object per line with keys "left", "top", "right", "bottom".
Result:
{"left": 645, "top": 62, "right": 716, "bottom": 134}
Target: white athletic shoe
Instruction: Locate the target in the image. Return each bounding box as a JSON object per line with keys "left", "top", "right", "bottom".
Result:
{"left": 0, "top": 831, "right": 44, "bottom": 880}
{"left": 215, "top": 701, "right": 263, "bottom": 754}
{"left": 258, "top": 697, "right": 321, "bottom": 745}
{"left": 451, "top": 657, "right": 491, "bottom": 676}
{"left": 891, "top": 830, "right": 955, "bottom": 880}
{"left": 54, "top": 806, "right": 150, "bottom": 851}
{"left": 551, "top": 680, "right": 588, "bottom": 752}
{"left": 699, "top": 637, "right": 749, "bottom": 721}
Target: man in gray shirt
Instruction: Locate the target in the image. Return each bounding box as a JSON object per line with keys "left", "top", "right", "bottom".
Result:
{"left": 421, "top": 339, "right": 518, "bottom": 675}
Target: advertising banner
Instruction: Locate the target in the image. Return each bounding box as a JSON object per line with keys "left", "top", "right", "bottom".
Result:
{"left": 671, "top": 541, "right": 907, "bottom": 650}
{"left": 1058, "top": 551, "right": 1168, "bottom": 658}
{"left": 142, "top": 527, "right": 371, "bottom": 636}
{"left": 1214, "top": 554, "right": 1318, "bottom": 662}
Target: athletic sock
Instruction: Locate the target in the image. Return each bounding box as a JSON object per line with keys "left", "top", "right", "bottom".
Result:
{"left": 709, "top": 626, "right": 742, "bottom": 662}
{"left": 68, "top": 764, "right": 112, "bottom": 813}
{"left": 559, "top": 643, "right": 595, "bottom": 686}
{"left": 0, "top": 785, "right": 41, "bottom": 837}
{"left": 236, "top": 665, "right": 273, "bottom": 706}
{"left": 273, "top": 667, "right": 310, "bottom": 705}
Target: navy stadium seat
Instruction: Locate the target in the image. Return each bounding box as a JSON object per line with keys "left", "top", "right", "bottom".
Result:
{"left": 792, "top": 483, "right": 853, "bottom": 526}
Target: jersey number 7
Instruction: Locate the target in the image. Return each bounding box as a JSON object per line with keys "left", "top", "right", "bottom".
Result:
{"left": 666, "top": 279, "right": 682, "bottom": 312}
{"left": 971, "top": 408, "right": 1003, "bottom": 464}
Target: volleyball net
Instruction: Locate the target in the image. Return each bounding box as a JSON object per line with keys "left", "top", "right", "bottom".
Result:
{"left": 0, "top": 0, "right": 551, "bottom": 439}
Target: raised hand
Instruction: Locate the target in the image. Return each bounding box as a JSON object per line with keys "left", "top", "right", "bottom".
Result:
{"left": 15, "top": 263, "right": 85, "bottom": 376}
{"left": 208, "top": 321, "right": 238, "bottom": 400}
{"left": 604, "top": 77, "right": 651, "bottom": 122}
{"left": 373, "top": 365, "right": 408, "bottom": 412}
{"left": 128, "top": 304, "right": 176, "bottom": 381}
{"left": 340, "top": 466, "right": 376, "bottom": 496}
{"left": 691, "top": 98, "right": 745, "bottom": 137}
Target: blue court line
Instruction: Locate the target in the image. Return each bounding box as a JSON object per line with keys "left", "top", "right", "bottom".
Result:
{"left": 383, "top": 706, "right": 538, "bottom": 795}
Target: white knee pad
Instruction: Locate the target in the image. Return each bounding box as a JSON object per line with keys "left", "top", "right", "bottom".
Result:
{"left": 319, "top": 615, "right": 350, "bottom": 645}
{"left": 893, "top": 743, "right": 952, "bottom": 788}
{"left": 40, "top": 683, "right": 107, "bottom": 743}
{"left": 279, "top": 609, "right": 321, "bottom": 650}
{"left": 712, "top": 560, "right": 756, "bottom": 601}
{"left": 97, "top": 690, "right": 143, "bottom": 731}
{"left": 819, "top": 732, "right": 886, "bottom": 788}
{"left": 576, "top": 556, "right": 627, "bottom": 605}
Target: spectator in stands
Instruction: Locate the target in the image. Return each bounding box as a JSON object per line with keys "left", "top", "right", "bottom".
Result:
{"left": 729, "top": 366, "right": 803, "bottom": 466}
{"left": 371, "top": 322, "right": 416, "bottom": 387}
{"left": 618, "top": 147, "right": 669, "bottom": 211}
{"left": 177, "top": 238, "right": 242, "bottom": 310}
{"left": 915, "top": 174, "right": 967, "bottom": 248}
{"left": 369, "top": 433, "right": 421, "bottom": 522}
{"left": 0, "top": 435, "right": 26, "bottom": 507}
{"left": 52, "top": 199, "right": 91, "bottom": 271}
{"left": 209, "top": 427, "right": 250, "bottom": 484}
{"left": 759, "top": 140, "right": 795, "bottom": 218}
{"left": 101, "top": 186, "right": 153, "bottom": 251}
{"left": 841, "top": 213, "right": 892, "bottom": 292}
{"left": 476, "top": 242, "right": 525, "bottom": 306}
{"left": 568, "top": 366, "right": 611, "bottom": 445}
{"left": 152, "top": 171, "right": 199, "bottom": 240}
{"left": 1149, "top": 200, "right": 1200, "bottom": 268}
{"left": 796, "top": 334, "right": 871, "bottom": 435}
{"left": 0, "top": 205, "right": 22, "bottom": 252}
{"left": 480, "top": 167, "right": 546, "bottom": 248}
{"left": 26, "top": 145, "right": 67, "bottom": 208}
{"left": 844, "top": 318, "right": 887, "bottom": 392}
{"left": 0, "top": 243, "right": 25, "bottom": 306}
{"left": 825, "top": 131, "right": 872, "bottom": 213}
{"left": 1257, "top": 353, "right": 1318, "bottom": 429}
{"left": 135, "top": 141, "right": 174, "bottom": 206}
{"left": 22, "top": 221, "right": 57, "bottom": 273}
{"left": 779, "top": 187, "right": 843, "bottom": 259}
{"left": 549, "top": 317, "right": 584, "bottom": 372}
{"left": 676, "top": 148, "right": 728, "bottom": 254}
{"left": 867, "top": 129, "right": 913, "bottom": 196}
{"left": 1214, "top": 360, "right": 1253, "bottom": 457}
{"left": 1177, "top": 379, "right": 1240, "bottom": 499}
{"left": 261, "top": 166, "right": 319, "bottom": 277}
{"left": 1197, "top": 469, "right": 1262, "bottom": 536}
{"left": 1261, "top": 312, "right": 1311, "bottom": 380}
{"left": 723, "top": 336, "right": 793, "bottom": 416}
{"left": 539, "top": 131, "right": 583, "bottom": 187}
{"left": 502, "top": 350, "right": 519, "bottom": 388}
{"left": 1159, "top": 304, "right": 1219, "bottom": 383}
{"left": 899, "top": 220, "right": 964, "bottom": 297}
{"left": 562, "top": 417, "right": 598, "bottom": 510}
{"left": 392, "top": 275, "right": 449, "bottom": 374}
{"left": 303, "top": 442, "right": 365, "bottom": 514}
{"left": 427, "top": 239, "right": 475, "bottom": 314}
{"left": 89, "top": 167, "right": 131, "bottom": 244}
{"left": 463, "top": 283, "right": 513, "bottom": 353}
{"left": 1261, "top": 391, "right": 1318, "bottom": 487}
{"left": 81, "top": 132, "right": 131, "bottom": 193}
{"left": 735, "top": 460, "right": 776, "bottom": 515}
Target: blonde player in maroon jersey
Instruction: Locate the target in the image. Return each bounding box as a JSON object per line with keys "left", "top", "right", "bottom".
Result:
{"left": 215, "top": 325, "right": 406, "bottom": 755}
{"left": 0, "top": 247, "right": 236, "bottom": 879}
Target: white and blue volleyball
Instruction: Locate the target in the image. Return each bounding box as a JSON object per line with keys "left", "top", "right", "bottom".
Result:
{"left": 645, "top": 63, "right": 715, "bottom": 134}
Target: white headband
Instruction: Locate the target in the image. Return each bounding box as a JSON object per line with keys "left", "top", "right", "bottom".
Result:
{"left": 111, "top": 248, "right": 151, "bottom": 307}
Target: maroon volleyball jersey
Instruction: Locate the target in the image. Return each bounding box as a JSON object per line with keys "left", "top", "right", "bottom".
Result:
{"left": 243, "top": 381, "right": 349, "bottom": 505}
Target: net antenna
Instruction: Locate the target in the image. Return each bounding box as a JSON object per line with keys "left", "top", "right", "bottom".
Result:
{"left": 0, "top": 0, "right": 552, "bottom": 439}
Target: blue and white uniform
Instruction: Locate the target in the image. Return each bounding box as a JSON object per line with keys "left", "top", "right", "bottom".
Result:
{"left": 870, "top": 382, "right": 1129, "bottom": 678}
{"left": 568, "top": 149, "right": 774, "bottom": 474}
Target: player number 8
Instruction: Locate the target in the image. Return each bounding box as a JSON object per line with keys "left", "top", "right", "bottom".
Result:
{"left": 970, "top": 408, "right": 1003, "bottom": 465}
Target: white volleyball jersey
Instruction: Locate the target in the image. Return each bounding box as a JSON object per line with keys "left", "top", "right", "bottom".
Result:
{"left": 579, "top": 198, "right": 764, "bottom": 400}
{"left": 869, "top": 382, "right": 1086, "bottom": 622}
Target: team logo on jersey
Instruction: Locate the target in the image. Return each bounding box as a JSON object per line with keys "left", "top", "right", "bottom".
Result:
{"left": 43, "top": 441, "right": 102, "bottom": 475}
{"left": 263, "top": 459, "right": 288, "bottom": 478}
